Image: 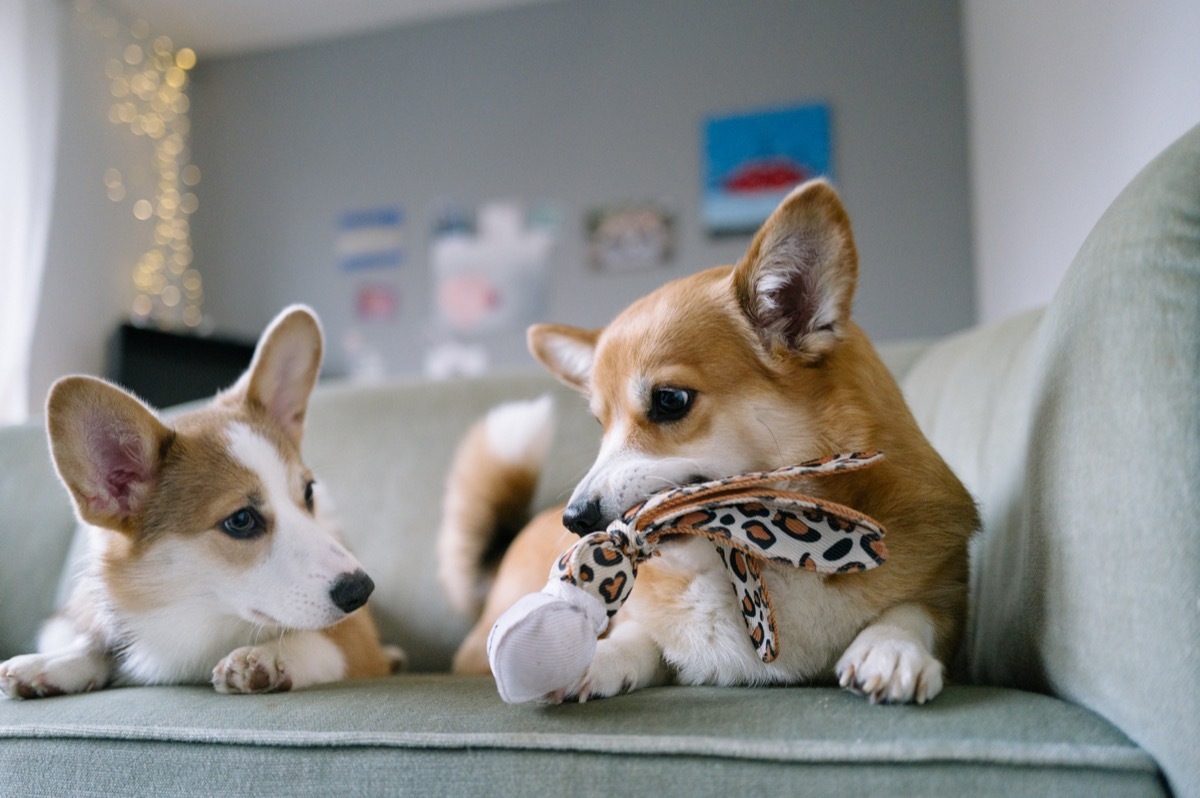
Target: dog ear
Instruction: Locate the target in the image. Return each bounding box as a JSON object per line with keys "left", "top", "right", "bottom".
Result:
{"left": 731, "top": 179, "right": 859, "bottom": 362}
{"left": 527, "top": 324, "right": 599, "bottom": 393}
{"left": 47, "top": 376, "right": 173, "bottom": 534}
{"left": 229, "top": 305, "right": 324, "bottom": 446}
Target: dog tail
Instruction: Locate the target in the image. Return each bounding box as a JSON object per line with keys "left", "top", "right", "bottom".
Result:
{"left": 437, "top": 394, "right": 556, "bottom": 618}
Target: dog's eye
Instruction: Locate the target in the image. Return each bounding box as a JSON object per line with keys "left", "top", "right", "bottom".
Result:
{"left": 304, "top": 480, "right": 315, "bottom": 512}
{"left": 648, "top": 386, "right": 695, "bottom": 422}
{"left": 221, "top": 508, "right": 266, "bottom": 540}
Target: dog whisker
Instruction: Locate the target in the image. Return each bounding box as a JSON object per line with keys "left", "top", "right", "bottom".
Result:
{"left": 755, "top": 416, "right": 784, "bottom": 468}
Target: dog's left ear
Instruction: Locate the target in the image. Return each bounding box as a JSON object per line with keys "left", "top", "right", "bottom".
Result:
{"left": 731, "top": 179, "right": 858, "bottom": 362}
{"left": 228, "top": 305, "right": 324, "bottom": 446}
{"left": 46, "top": 376, "right": 173, "bottom": 535}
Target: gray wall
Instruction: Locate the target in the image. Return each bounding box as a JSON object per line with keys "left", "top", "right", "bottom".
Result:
{"left": 190, "top": 0, "right": 974, "bottom": 378}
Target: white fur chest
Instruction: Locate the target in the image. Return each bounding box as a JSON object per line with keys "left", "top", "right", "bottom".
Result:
{"left": 110, "top": 605, "right": 264, "bottom": 686}
{"left": 627, "top": 537, "right": 875, "bottom": 686}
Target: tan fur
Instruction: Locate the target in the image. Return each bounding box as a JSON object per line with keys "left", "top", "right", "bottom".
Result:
{"left": 447, "top": 181, "right": 977, "bottom": 703}
{"left": 322, "top": 609, "right": 399, "bottom": 678}
{"left": 438, "top": 416, "right": 542, "bottom": 617}
{"left": 452, "top": 508, "right": 575, "bottom": 674}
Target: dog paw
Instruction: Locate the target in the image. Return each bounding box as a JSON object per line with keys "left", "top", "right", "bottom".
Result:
{"left": 213, "top": 646, "right": 293, "bottom": 694}
{"left": 0, "top": 656, "right": 64, "bottom": 700}
{"left": 0, "top": 652, "right": 105, "bottom": 700}
{"left": 552, "top": 665, "right": 633, "bottom": 704}
{"left": 836, "top": 633, "right": 943, "bottom": 705}
{"left": 550, "top": 639, "right": 645, "bottom": 704}
{"left": 384, "top": 645, "right": 408, "bottom": 674}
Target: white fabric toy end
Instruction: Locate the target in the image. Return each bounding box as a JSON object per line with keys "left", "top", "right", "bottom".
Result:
{"left": 487, "top": 580, "right": 608, "bottom": 704}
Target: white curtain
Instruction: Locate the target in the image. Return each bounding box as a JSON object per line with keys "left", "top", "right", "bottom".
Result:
{"left": 0, "top": 0, "right": 61, "bottom": 423}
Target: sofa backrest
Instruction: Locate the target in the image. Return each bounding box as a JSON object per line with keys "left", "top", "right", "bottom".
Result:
{"left": 302, "top": 343, "right": 937, "bottom": 674}
{"left": 301, "top": 373, "right": 600, "bottom": 672}
{"left": 901, "top": 122, "right": 1200, "bottom": 797}
{"left": 0, "top": 348, "right": 933, "bottom": 669}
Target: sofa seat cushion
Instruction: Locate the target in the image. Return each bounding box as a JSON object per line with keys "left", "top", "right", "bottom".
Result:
{"left": 0, "top": 679, "right": 1163, "bottom": 796}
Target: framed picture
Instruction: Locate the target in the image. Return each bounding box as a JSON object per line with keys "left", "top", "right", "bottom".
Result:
{"left": 703, "top": 103, "right": 832, "bottom": 235}
{"left": 585, "top": 202, "right": 675, "bottom": 272}
{"left": 336, "top": 206, "right": 405, "bottom": 271}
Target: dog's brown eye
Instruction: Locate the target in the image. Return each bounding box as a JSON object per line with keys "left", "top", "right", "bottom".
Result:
{"left": 221, "top": 508, "right": 266, "bottom": 540}
{"left": 648, "top": 387, "right": 695, "bottom": 422}
{"left": 304, "top": 480, "right": 315, "bottom": 512}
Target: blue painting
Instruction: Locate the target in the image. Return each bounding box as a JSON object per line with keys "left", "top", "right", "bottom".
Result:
{"left": 703, "top": 103, "right": 832, "bottom": 235}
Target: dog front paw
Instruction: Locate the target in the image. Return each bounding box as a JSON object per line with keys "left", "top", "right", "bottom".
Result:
{"left": 0, "top": 652, "right": 106, "bottom": 700}
{"left": 550, "top": 631, "right": 661, "bottom": 704}
{"left": 213, "top": 646, "right": 293, "bottom": 694}
{"left": 554, "top": 662, "right": 638, "bottom": 704}
{"left": 1, "top": 656, "right": 65, "bottom": 700}
{"left": 836, "top": 632, "right": 944, "bottom": 705}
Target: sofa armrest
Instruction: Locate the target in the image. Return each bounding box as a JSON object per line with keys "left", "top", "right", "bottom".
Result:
{"left": 903, "top": 122, "right": 1200, "bottom": 797}
{"left": 0, "top": 420, "right": 77, "bottom": 658}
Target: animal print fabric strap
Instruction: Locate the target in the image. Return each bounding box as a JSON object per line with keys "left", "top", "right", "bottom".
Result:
{"left": 551, "top": 451, "right": 888, "bottom": 662}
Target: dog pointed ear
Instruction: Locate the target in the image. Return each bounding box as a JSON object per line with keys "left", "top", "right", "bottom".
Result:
{"left": 47, "top": 376, "right": 173, "bottom": 534}
{"left": 731, "top": 179, "right": 859, "bottom": 362}
{"left": 527, "top": 323, "right": 599, "bottom": 393}
{"left": 229, "top": 305, "right": 324, "bottom": 446}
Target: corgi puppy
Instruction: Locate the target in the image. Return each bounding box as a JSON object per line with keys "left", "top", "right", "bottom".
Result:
{"left": 0, "top": 306, "right": 403, "bottom": 699}
{"left": 441, "top": 180, "right": 978, "bottom": 704}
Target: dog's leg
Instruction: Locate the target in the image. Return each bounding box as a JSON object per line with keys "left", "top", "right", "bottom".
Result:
{"left": 835, "top": 602, "right": 944, "bottom": 704}
{"left": 212, "top": 630, "right": 346, "bottom": 694}
{"left": 0, "top": 620, "right": 112, "bottom": 699}
{"left": 557, "top": 619, "right": 671, "bottom": 703}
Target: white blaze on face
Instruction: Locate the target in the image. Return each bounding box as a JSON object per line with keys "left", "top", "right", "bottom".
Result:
{"left": 571, "top": 377, "right": 742, "bottom": 524}
{"left": 226, "top": 423, "right": 362, "bottom": 629}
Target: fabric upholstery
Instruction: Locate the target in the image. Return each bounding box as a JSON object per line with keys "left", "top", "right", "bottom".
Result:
{"left": 0, "top": 678, "right": 1162, "bottom": 797}
{"left": 903, "top": 121, "right": 1200, "bottom": 797}
{"left": 4, "top": 123, "right": 1199, "bottom": 798}
{"left": 0, "top": 421, "right": 76, "bottom": 659}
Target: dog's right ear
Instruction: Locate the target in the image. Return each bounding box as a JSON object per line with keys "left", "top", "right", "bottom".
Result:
{"left": 731, "top": 179, "right": 859, "bottom": 363}
{"left": 222, "top": 305, "right": 323, "bottom": 447}
{"left": 527, "top": 324, "right": 599, "bottom": 393}
{"left": 46, "top": 376, "right": 172, "bottom": 535}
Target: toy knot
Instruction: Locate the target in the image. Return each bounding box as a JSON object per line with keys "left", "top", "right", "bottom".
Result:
{"left": 550, "top": 451, "right": 888, "bottom": 662}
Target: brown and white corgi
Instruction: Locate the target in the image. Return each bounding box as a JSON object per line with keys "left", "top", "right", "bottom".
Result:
{"left": 441, "top": 180, "right": 978, "bottom": 704}
{"left": 0, "top": 306, "right": 403, "bottom": 699}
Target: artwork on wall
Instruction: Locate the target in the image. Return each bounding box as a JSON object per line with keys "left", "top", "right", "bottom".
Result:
{"left": 585, "top": 202, "right": 675, "bottom": 272}
{"left": 336, "top": 206, "right": 405, "bottom": 271}
{"left": 335, "top": 206, "right": 406, "bottom": 383}
{"left": 355, "top": 283, "right": 399, "bottom": 322}
{"left": 425, "top": 199, "right": 556, "bottom": 379}
{"left": 702, "top": 102, "right": 832, "bottom": 235}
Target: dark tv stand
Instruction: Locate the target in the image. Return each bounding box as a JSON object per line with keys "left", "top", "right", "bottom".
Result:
{"left": 107, "top": 322, "right": 256, "bottom": 409}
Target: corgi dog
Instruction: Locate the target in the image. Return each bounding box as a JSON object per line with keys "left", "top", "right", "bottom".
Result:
{"left": 441, "top": 180, "right": 978, "bottom": 704}
{"left": 0, "top": 306, "right": 403, "bottom": 699}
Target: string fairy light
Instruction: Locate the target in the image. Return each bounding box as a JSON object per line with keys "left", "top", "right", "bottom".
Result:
{"left": 76, "top": 0, "right": 204, "bottom": 329}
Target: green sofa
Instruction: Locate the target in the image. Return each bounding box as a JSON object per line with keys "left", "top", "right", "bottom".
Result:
{"left": 3, "top": 123, "right": 1198, "bottom": 796}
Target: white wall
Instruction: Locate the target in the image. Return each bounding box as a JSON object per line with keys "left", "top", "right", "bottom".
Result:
{"left": 27, "top": 2, "right": 144, "bottom": 416}
{"left": 964, "top": 0, "right": 1200, "bottom": 324}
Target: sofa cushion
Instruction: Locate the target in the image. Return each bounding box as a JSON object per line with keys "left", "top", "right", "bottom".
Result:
{"left": 903, "top": 122, "right": 1200, "bottom": 797}
{"left": 0, "top": 680, "right": 1163, "bottom": 797}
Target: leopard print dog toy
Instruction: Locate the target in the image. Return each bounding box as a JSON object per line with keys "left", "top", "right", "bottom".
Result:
{"left": 487, "top": 451, "right": 887, "bottom": 704}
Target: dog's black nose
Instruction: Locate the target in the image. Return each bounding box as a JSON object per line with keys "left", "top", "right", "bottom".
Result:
{"left": 330, "top": 569, "right": 374, "bottom": 614}
{"left": 563, "top": 497, "right": 604, "bottom": 536}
